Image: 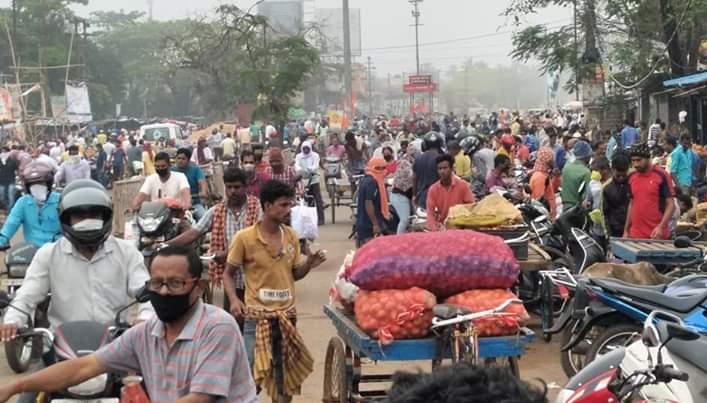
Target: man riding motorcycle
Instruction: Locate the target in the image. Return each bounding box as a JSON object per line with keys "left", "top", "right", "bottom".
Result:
{"left": 0, "top": 161, "right": 61, "bottom": 249}
{"left": 0, "top": 179, "right": 154, "bottom": 403}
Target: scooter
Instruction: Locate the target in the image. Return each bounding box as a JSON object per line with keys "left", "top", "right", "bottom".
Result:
{"left": 0, "top": 243, "right": 50, "bottom": 374}
{"left": 556, "top": 310, "right": 706, "bottom": 403}
{"left": 0, "top": 288, "right": 150, "bottom": 401}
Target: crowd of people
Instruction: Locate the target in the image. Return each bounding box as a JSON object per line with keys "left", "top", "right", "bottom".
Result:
{"left": 0, "top": 108, "right": 699, "bottom": 402}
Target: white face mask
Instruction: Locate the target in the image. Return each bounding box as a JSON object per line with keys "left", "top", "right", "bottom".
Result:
{"left": 72, "top": 218, "right": 104, "bottom": 232}
{"left": 30, "top": 184, "right": 48, "bottom": 204}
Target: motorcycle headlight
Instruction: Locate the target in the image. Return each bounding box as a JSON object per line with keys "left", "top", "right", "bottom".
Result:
{"left": 138, "top": 216, "right": 162, "bottom": 233}
{"left": 8, "top": 264, "right": 28, "bottom": 278}
{"left": 68, "top": 373, "right": 108, "bottom": 396}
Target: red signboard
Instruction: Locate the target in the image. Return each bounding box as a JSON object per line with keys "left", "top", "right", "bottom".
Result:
{"left": 408, "top": 74, "right": 432, "bottom": 85}
{"left": 404, "top": 83, "right": 438, "bottom": 93}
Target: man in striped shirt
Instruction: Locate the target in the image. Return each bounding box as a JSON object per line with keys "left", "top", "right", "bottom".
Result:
{"left": 0, "top": 245, "right": 257, "bottom": 403}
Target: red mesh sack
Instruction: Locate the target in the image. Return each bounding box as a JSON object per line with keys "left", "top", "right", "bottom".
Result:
{"left": 354, "top": 287, "right": 436, "bottom": 344}
{"left": 444, "top": 289, "right": 529, "bottom": 337}
{"left": 346, "top": 230, "right": 519, "bottom": 297}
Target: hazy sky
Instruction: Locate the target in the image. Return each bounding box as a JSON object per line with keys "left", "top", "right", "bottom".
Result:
{"left": 3, "top": 0, "right": 572, "bottom": 74}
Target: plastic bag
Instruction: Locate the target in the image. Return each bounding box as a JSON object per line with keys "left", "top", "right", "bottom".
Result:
{"left": 444, "top": 289, "right": 528, "bottom": 337}
{"left": 291, "top": 203, "right": 318, "bottom": 240}
{"left": 355, "top": 287, "right": 436, "bottom": 344}
{"left": 446, "top": 193, "right": 522, "bottom": 228}
{"left": 329, "top": 251, "right": 358, "bottom": 312}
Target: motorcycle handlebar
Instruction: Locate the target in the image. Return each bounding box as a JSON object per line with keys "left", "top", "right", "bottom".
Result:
{"left": 656, "top": 365, "right": 689, "bottom": 382}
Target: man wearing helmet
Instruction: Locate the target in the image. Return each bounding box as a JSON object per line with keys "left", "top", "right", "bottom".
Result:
{"left": 0, "top": 179, "right": 153, "bottom": 402}
{"left": 0, "top": 162, "right": 61, "bottom": 249}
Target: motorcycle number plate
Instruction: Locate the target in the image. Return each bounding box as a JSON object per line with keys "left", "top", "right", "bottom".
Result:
{"left": 1, "top": 278, "right": 23, "bottom": 287}
{"left": 52, "top": 400, "right": 119, "bottom": 403}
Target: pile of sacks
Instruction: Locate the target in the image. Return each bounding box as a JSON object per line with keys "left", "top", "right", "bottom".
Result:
{"left": 331, "top": 230, "right": 529, "bottom": 344}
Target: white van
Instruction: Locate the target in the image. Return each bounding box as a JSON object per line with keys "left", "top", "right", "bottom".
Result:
{"left": 139, "top": 123, "right": 184, "bottom": 143}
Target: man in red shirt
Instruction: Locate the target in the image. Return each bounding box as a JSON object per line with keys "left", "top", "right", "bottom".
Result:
{"left": 426, "top": 154, "right": 475, "bottom": 231}
{"left": 624, "top": 143, "right": 675, "bottom": 239}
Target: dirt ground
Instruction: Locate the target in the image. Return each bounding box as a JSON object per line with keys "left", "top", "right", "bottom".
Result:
{"left": 0, "top": 209, "right": 568, "bottom": 402}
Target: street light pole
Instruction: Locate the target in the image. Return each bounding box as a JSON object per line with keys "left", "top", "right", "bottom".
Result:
{"left": 367, "top": 56, "right": 375, "bottom": 116}
{"left": 342, "top": 0, "right": 353, "bottom": 118}
{"left": 573, "top": 0, "right": 580, "bottom": 101}
{"left": 410, "top": 0, "right": 422, "bottom": 75}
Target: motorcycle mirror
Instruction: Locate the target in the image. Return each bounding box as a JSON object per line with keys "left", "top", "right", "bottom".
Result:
{"left": 136, "top": 285, "right": 151, "bottom": 303}
{"left": 641, "top": 325, "right": 660, "bottom": 348}
{"left": 0, "top": 291, "right": 9, "bottom": 308}
{"left": 674, "top": 236, "right": 694, "bottom": 249}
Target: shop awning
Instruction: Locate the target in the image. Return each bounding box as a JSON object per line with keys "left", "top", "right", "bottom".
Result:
{"left": 664, "top": 71, "right": 707, "bottom": 88}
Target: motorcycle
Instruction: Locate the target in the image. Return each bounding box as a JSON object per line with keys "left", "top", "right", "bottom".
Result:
{"left": 133, "top": 198, "right": 190, "bottom": 265}
{"left": 1, "top": 243, "right": 50, "bottom": 373}
{"left": 0, "top": 287, "right": 150, "bottom": 402}
{"left": 557, "top": 310, "right": 705, "bottom": 403}
{"left": 560, "top": 272, "right": 707, "bottom": 378}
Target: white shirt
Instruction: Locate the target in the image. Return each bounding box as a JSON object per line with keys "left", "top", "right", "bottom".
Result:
{"left": 35, "top": 154, "right": 59, "bottom": 172}
{"left": 190, "top": 147, "right": 214, "bottom": 165}
{"left": 4, "top": 237, "right": 153, "bottom": 328}
{"left": 49, "top": 146, "right": 63, "bottom": 162}
{"left": 139, "top": 171, "right": 190, "bottom": 201}
{"left": 103, "top": 142, "right": 115, "bottom": 159}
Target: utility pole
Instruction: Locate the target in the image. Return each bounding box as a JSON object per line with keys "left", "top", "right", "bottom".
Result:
{"left": 147, "top": 0, "right": 154, "bottom": 21}
{"left": 573, "top": 0, "right": 580, "bottom": 101}
{"left": 11, "top": 0, "right": 16, "bottom": 50}
{"left": 409, "top": 0, "right": 423, "bottom": 75}
{"left": 342, "top": 0, "right": 353, "bottom": 118}
{"left": 366, "top": 56, "right": 375, "bottom": 116}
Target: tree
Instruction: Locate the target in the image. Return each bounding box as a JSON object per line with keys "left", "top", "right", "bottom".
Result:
{"left": 505, "top": 0, "right": 707, "bottom": 91}
{"left": 165, "top": 5, "right": 320, "bottom": 123}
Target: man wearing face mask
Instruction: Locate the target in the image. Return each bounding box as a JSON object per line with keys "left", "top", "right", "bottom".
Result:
{"left": 130, "top": 152, "right": 191, "bottom": 212}
{"left": 168, "top": 168, "right": 261, "bottom": 323}
{"left": 241, "top": 150, "right": 261, "bottom": 197}
{"left": 54, "top": 145, "right": 91, "bottom": 187}
{"left": 0, "top": 179, "right": 154, "bottom": 403}
{"left": 0, "top": 162, "right": 61, "bottom": 250}
{"left": 295, "top": 140, "right": 325, "bottom": 225}
{"left": 0, "top": 245, "right": 257, "bottom": 403}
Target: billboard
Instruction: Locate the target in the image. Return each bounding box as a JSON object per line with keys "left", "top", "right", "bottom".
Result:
{"left": 315, "top": 8, "right": 362, "bottom": 57}
{"left": 258, "top": 1, "right": 304, "bottom": 36}
{"left": 65, "top": 82, "right": 93, "bottom": 123}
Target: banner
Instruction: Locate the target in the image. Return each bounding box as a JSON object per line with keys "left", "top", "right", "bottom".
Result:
{"left": 0, "top": 88, "right": 13, "bottom": 121}
{"left": 65, "top": 82, "right": 92, "bottom": 123}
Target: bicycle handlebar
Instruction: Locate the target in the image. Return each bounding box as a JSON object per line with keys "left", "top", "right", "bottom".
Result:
{"left": 431, "top": 299, "right": 523, "bottom": 329}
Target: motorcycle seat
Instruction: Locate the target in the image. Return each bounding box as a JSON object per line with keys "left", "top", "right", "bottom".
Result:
{"left": 589, "top": 278, "right": 707, "bottom": 313}
{"left": 433, "top": 304, "right": 472, "bottom": 320}
{"left": 667, "top": 336, "right": 707, "bottom": 374}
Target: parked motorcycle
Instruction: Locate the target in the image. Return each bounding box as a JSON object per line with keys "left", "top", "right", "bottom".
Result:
{"left": 557, "top": 310, "right": 706, "bottom": 403}
{"left": 0, "top": 287, "right": 150, "bottom": 401}
{"left": 560, "top": 272, "right": 707, "bottom": 378}
{"left": 1, "top": 243, "right": 50, "bottom": 373}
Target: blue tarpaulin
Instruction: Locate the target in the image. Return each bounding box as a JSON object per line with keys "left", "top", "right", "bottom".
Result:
{"left": 664, "top": 71, "right": 707, "bottom": 88}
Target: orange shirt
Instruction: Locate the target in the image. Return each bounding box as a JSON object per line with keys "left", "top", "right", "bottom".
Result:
{"left": 530, "top": 171, "right": 557, "bottom": 219}
{"left": 426, "top": 176, "right": 474, "bottom": 230}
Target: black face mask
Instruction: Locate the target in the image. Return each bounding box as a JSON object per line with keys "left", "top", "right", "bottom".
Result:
{"left": 156, "top": 168, "right": 170, "bottom": 178}
{"left": 148, "top": 289, "right": 196, "bottom": 323}
{"left": 384, "top": 155, "right": 393, "bottom": 162}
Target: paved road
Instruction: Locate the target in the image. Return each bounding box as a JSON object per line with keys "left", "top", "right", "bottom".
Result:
{"left": 0, "top": 209, "right": 568, "bottom": 402}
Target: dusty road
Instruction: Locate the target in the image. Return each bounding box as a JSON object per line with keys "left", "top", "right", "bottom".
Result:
{"left": 0, "top": 211, "right": 568, "bottom": 402}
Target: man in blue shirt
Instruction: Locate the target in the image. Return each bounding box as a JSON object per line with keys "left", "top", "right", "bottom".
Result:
{"left": 621, "top": 120, "right": 638, "bottom": 149}
{"left": 0, "top": 161, "right": 61, "bottom": 248}
{"left": 670, "top": 134, "right": 696, "bottom": 195}
{"left": 173, "top": 148, "right": 208, "bottom": 220}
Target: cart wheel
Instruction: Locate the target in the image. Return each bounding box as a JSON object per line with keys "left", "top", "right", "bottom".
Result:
{"left": 482, "top": 357, "right": 520, "bottom": 377}
{"left": 323, "top": 337, "right": 350, "bottom": 403}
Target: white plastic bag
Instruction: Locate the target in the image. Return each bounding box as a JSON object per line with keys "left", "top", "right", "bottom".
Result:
{"left": 329, "top": 251, "right": 358, "bottom": 309}
{"left": 291, "top": 203, "right": 318, "bottom": 240}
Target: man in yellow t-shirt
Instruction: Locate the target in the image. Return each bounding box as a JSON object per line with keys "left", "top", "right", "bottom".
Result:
{"left": 224, "top": 180, "right": 326, "bottom": 402}
{"left": 448, "top": 141, "right": 472, "bottom": 181}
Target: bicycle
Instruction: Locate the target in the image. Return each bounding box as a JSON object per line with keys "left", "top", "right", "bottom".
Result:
{"left": 431, "top": 299, "right": 524, "bottom": 374}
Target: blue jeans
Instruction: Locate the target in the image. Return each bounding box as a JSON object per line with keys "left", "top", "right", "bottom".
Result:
{"left": 389, "top": 192, "right": 411, "bottom": 234}
{"left": 244, "top": 319, "right": 287, "bottom": 398}
{"left": 0, "top": 183, "right": 16, "bottom": 210}
{"left": 192, "top": 202, "right": 207, "bottom": 222}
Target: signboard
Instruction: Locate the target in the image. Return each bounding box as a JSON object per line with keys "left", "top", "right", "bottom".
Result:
{"left": 65, "top": 82, "right": 93, "bottom": 123}
{"left": 408, "top": 75, "right": 432, "bottom": 85}
{"left": 259, "top": 1, "right": 304, "bottom": 36}
{"left": 315, "top": 8, "right": 362, "bottom": 57}
{"left": 404, "top": 83, "right": 438, "bottom": 93}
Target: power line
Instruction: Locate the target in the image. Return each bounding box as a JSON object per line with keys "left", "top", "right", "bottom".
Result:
{"left": 360, "top": 18, "right": 571, "bottom": 52}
